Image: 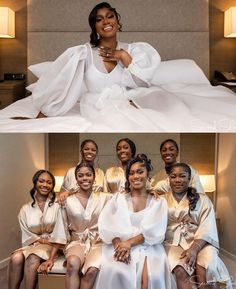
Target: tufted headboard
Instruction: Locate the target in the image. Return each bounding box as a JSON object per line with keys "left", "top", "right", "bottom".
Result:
{"left": 27, "top": 0, "right": 209, "bottom": 83}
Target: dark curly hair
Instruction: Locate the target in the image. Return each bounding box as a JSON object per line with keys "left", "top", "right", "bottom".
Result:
{"left": 88, "top": 2, "right": 122, "bottom": 47}
{"left": 125, "top": 154, "right": 153, "bottom": 192}
{"left": 169, "top": 163, "right": 199, "bottom": 213}
{"left": 116, "top": 138, "right": 136, "bottom": 159}
{"left": 30, "top": 170, "right": 56, "bottom": 207}
{"left": 74, "top": 162, "right": 96, "bottom": 179}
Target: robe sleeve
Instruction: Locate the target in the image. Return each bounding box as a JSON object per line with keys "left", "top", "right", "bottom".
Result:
{"left": 31, "top": 44, "right": 87, "bottom": 117}
{"left": 190, "top": 167, "right": 205, "bottom": 193}
{"left": 121, "top": 42, "right": 161, "bottom": 88}
{"left": 49, "top": 207, "right": 69, "bottom": 245}
{"left": 194, "top": 195, "right": 219, "bottom": 248}
{"left": 60, "top": 167, "right": 77, "bottom": 193}
{"left": 18, "top": 205, "right": 40, "bottom": 247}
{"left": 98, "top": 194, "right": 133, "bottom": 244}
{"left": 140, "top": 197, "right": 168, "bottom": 245}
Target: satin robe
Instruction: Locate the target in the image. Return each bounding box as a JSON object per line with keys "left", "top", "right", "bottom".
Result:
{"left": 151, "top": 165, "right": 204, "bottom": 193}
{"left": 61, "top": 166, "right": 104, "bottom": 193}
{"left": 95, "top": 193, "right": 176, "bottom": 289}
{"left": 50, "top": 192, "right": 111, "bottom": 274}
{"left": 103, "top": 166, "right": 125, "bottom": 194}
{"left": 17, "top": 195, "right": 60, "bottom": 260}
{"left": 163, "top": 192, "right": 232, "bottom": 288}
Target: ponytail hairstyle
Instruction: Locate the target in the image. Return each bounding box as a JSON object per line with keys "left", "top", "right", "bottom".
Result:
{"left": 125, "top": 153, "right": 153, "bottom": 192}
{"left": 30, "top": 170, "right": 56, "bottom": 207}
{"left": 169, "top": 163, "right": 199, "bottom": 213}
{"left": 88, "top": 2, "right": 122, "bottom": 47}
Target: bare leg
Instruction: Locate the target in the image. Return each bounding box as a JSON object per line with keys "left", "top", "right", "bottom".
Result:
{"left": 195, "top": 265, "right": 211, "bottom": 289}
{"left": 173, "top": 265, "right": 192, "bottom": 289}
{"left": 141, "top": 257, "right": 148, "bottom": 289}
{"left": 8, "top": 251, "right": 25, "bottom": 289}
{"left": 66, "top": 255, "right": 81, "bottom": 289}
{"left": 24, "top": 254, "right": 42, "bottom": 289}
{"left": 80, "top": 267, "right": 99, "bottom": 289}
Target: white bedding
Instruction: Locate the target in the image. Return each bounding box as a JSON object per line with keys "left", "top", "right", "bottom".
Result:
{"left": 0, "top": 83, "right": 235, "bottom": 132}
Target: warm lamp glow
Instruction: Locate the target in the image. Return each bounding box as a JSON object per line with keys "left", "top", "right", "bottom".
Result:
{"left": 0, "top": 7, "right": 15, "bottom": 38}
{"left": 54, "top": 176, "right": 64, "bottom": 192}
{"left": 224, "top": 7, "right": 236, "bottom": 38}
{"left": 199, "top": 175, "right": 215, "bottom": 192}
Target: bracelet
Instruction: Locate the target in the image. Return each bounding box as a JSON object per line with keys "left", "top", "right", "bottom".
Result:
{"left": 194, "top": 242, "right": 202, "bottom": 250}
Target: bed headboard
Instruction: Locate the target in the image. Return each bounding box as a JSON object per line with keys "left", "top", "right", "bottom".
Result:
{"left": 27, "top": 0, "right": 209, "bottom": 83}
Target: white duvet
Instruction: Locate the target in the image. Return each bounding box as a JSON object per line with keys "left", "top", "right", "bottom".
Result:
{"left": 0, "top": 42, "right": 235, "bottom": 132}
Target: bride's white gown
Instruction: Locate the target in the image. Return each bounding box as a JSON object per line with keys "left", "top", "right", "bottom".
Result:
{"left": 1, "top": 41, "right": 236, "bottom": 131}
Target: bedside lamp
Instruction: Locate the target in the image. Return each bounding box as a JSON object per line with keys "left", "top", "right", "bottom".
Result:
{"left": 54, "top": 176, "right": 64, "bottom": 193}
{"left": 199, "top": 174, "right": 216, "bottom": 207}
{"left": 0, "top": 7, "right": 15, "bottom": 38}
{"left": 224, "top": 7, "right": 236, "bottom": 38}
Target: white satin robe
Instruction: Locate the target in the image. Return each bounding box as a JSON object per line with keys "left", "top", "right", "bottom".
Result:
{"left": 16, "top": 195, "right": 60, "bottom": 260}
{"left": 103, "top": 166, "right": 125, "bottom": 194}
{"left": 163, "top": 192, "right": 232, "bottom": 288}
{"left": 61, "top": 166, "right": 104, "bottom": 193}
{"left": 151, "top": 165, "right": 204, "bottom": 194}
{"left": 95, "top": 193, "right": 176, "bottom": 289}
{"left": 50, "top": 192, "right": 111, "bottom": 274}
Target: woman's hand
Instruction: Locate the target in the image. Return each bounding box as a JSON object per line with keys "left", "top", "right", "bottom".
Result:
{"left": 114, "top": 240, "right": 131, "bottom": 264}
{"left": 57, "top": 191, "right": 70, "bottom": 207}
{"left": 38, "top": 237, "right": 50, "bottom": 246}
{"left": 99, "top": 47, "right": 132, "bottom": 68}
{"left": 180, "top": 246, "right": 198, "bottom": 271}
{"left": 37, "top": 260, "right": 54, "bottom": 274}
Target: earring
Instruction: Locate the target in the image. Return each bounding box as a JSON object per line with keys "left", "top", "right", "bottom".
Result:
{"left": 97, "top": 33, "right": 100, "bottom": 39}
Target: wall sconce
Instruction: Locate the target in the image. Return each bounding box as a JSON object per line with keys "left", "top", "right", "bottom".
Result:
{"left": 0, "top": 7, "right": 15, "bottom": 38}
{"left": 224, "top": 7, "right": 236, "bottom": 38}
{"left": 54, "top": 176, "right": 64, "bottom": 192}
{"left": 199, "top": 174, "right": 216, "bottom": 206}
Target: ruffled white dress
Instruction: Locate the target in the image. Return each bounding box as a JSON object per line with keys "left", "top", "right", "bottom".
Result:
{"left": 1, "top": 41, "right": 236, "bottom": 131}
{"left": 95, "top": 193, "right": 176, "bottom": 289}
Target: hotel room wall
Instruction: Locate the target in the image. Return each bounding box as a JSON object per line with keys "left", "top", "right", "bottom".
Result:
{"left": 0, "top": 134, "right": 45, "bottom": 264}
{"left": 0, "top": 0, "right": 27, "bottom": 80}
{"left": 217, "top": 134, "right": 236, "bottom": 257}
{"left": 209, "top": 0, "right": 236, "bottom": 79}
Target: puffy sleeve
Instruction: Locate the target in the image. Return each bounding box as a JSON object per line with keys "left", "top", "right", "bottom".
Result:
{"left": 194, "top": 195, "right": 219, "bottom": 248}
{"left": 49, "top": 207, "right": 69, "bottom": 245}
{"left": 140, "top": 197, "right": 168, "bottom": 245}
{"left": 98, "top": 194, "right": 133, "bottom": 244}
{"left": 121, "top": 42, "right": 161, "bottom": 88}
{"left": 18, "top": 205, "right": 40, "bottom": 247}
{"left": 31, "top": 45, "right": 87, "bottom": 117}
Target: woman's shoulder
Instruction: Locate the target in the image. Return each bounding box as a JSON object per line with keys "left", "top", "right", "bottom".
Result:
{"left": 105, "top": 166, "right": 123, "bottom": 174}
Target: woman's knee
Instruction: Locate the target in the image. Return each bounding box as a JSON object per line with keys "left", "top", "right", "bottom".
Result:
{"left": 10, "top": 251, "right": 24, "bottom": 267}
{"left": 25, "top": 254, "right": 41, "bottom": 268}
{"left": 66, "top": 255, "right": 81, "bottom": 273}
{"left": 83, "top": 267, "right": 99, "bottom": 283}
{"left": 174, "top": 265, "right": 189, "bottom": 282}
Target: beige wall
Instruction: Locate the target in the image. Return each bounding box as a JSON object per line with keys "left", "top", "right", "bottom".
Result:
{"left": 217, "top": 134, "right": 236, "bottom": 256}
{"left": 0, "top": 0, "right": 27, "bottom": 80}
{"left": 0, "top": 134, "right": 45, "bottom": 263}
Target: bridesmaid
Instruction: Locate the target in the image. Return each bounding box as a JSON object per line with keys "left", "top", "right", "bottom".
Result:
{"left": 164, "top": 163, "right": 232, "bottom": 289}
{"left": 103, "top": 138, "right": 136, "bottom": 193}
{"left": 59, "top": 139, "right": 104, "bottom": 203}
{"left": 151, "top": 139, "right": 204, "bottom": 193}
{"left": 38, "top": 162, "right": 111, "bottom": 289}
{"left": 8, "top": 170, "right": 60, "bottom": 289}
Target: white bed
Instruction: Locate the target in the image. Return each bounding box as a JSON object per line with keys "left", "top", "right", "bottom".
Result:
{"left": 0, "top": 58, "right": 235, "bottom": 132}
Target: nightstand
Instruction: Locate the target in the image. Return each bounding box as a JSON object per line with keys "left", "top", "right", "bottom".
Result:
{"left": 211, "top": 79, "right": 236, "bottom": 94}
{"left": 0, "top": 80, "right": 26, "bottom": 109}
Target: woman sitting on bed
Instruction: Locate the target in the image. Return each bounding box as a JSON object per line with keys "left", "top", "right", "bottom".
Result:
{"left": 0, "top": 1, "right": 161, "bottom": 122}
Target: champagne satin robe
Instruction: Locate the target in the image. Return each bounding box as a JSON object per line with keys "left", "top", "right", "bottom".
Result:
{"left": 103, "top": 166, "right": 125, "bottom": 194}
{"left": 61, "top": 166, "right": 104, "bottom": 193}
{"left": 163, "top": 192, "right": 232, "bottom": 288}
{"left": 17, "top": 194, "right": 60, "bottom": 260}
{"left": 50, "top": 192, "right": 111, "bottom": 274}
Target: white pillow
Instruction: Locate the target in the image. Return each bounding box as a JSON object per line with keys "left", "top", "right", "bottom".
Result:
{"left": 28, "top": 61, "right": 53, "bottom": 78}
{"left": 152, "top": 59, "right": 209, "bottom": 85}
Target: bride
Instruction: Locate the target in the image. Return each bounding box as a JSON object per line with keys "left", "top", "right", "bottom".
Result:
{"left": 1, "top": 1, "right": 236, "bottom": 131}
